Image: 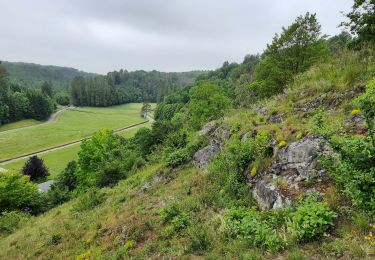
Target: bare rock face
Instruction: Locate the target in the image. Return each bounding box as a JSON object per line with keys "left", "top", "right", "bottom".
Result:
{"left": 293, "top": 97, "right": 323, "bottom": 112}
{"left": 193, "top": 122, "right": 231, "bottom": 169}
{"left": 269, "top": 137, "right": 331, "bottom": 180}
{"left": 241, "top": 132, "right": 251, "bottom": 142}
{"left": 197, "top": 121, "right": 217, "bottom": 136}
{"left": 293, "top": 85, "right": 365, "bottom": 113}
{"left": 344, "top": 114, "right": 367, "bottom": 134}
{"left": 193, "top": 139, "right": 221, "bottom": 169}
{"left": 267, "top": 113, "right": 285, "bottom": 124}
{"left": 254, "top": 105, "right": 268, "bottom": 116}
{"left": 252, "top": 137, "right": 332, "bottom": 210}
{"left": 252, "top": 181, "right": 292, "bottom": 210}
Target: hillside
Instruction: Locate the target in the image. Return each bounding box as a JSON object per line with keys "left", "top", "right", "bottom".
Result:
{"left": 1, "top": 49, "right": 374, "bottom": 258}
{"left": 1, "top": 4, "right": 374, "bottom": 259}
{"left": 1, "top": 61, "right": 97, "bottom": 90}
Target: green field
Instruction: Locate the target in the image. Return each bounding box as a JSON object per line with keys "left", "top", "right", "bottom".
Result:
{"left": 2, "top": 122, "right": 152, "bottom": 179}
{"left": 0, "top": 103, "right": 146, "bottom": 161}
{"left": 0, "top": 119, "right": 41, "bottom": 132}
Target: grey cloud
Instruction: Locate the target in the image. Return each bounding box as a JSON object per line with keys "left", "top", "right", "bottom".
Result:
{"left": 0, "top": 0, "right": 352, "bottom": 73}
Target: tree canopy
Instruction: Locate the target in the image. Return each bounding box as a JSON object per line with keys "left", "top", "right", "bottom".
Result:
{"left": 249, "top": 12, "right": 328, "bottom": 99}
{"left": 342, "top": 0, "right": 375, "bottom": 45}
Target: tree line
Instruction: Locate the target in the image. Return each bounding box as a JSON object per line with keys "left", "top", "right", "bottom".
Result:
{"left": 70, "top": 70, "right": 200, "bottom": 107}
{"left": 196, "top": 12, "right": 368, "bottom": 107}
{"left": 0, "top": 64, "right": 56, "bottom": 125}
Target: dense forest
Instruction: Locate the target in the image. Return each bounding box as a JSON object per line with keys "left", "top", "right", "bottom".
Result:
{"left": 1, "top": 1, "right": 375, "bottom": 258}
{"left": 2, "top": 61, "right": 96, "bottom": 91}
{"left": 70, "top": 70, "right": 201, "bottom": 106}
{"left": 0, "top": 65, "right": 55, "bottom": 125}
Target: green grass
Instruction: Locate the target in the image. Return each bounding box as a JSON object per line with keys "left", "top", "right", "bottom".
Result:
{"left": 2, "top": 145, "right": 80, "bottom": 179}
{"left": 2, "top": 122, "right": 153, "bottom": 179}
{"left": 0, "top": 103, "right": 147, "bottom": 161}
{"left": 0, "top": 119, "right": 41, "bottom": 132}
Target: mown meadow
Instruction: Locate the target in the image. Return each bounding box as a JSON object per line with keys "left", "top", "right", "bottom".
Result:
{"left": 0, "top": 103, "right": 146, "bottom": 161}
{"left": 2, "top": 122, "right": 152, "bottom": 179}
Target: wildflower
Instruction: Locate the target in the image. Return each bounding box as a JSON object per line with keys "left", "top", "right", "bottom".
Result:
{"left": 296, "top": 132, "right": 303, "bottom": 140}
{"left": 351, "top": 109, "right": 360, "bottom": 116}
{"left": 124, "top": 240, "right": 136, "bottom": 250}
{"left": 278, "top": 140, "right": 287, "bottom": 148}
{"left": 251, "top": 167, "right": 257, "bottom": 177}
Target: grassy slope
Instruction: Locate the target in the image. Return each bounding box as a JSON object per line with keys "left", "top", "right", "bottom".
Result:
{"left": 0, "top": 103, "right": 145, "bottom": 161}
{"left": 0, "top": 53, "right": 374, "bottom": 259}
{"left": 1, "top": 164, "right": 372, "bottom": 259}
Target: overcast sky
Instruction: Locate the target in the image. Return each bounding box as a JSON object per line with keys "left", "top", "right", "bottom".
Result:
{"left": 0, "top": 0, "right": 352, "bottom": 74}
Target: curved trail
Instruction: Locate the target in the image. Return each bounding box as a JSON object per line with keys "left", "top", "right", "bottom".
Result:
{"left": 0, "top": 115, "right": 154, "bottom": 165}
{"left": 0, "top": 107, "right": 70, "bottom": 134}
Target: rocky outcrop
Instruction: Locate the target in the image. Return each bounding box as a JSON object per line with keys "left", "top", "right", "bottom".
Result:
{"left": 293, "top": 85, "right": 365, "bottom": 113}
{"left": 293, "top": 97, "right": 323, "bottom": 112}
{"left": 254, "top": 105, "right": 267, "bottom": 116}
{"left": 197, "top": 122, "right": 217, "bottom": 136}
{"left": 193, "top": 139, "right": 221, "bottom": 169}
{"left": 253, "top": 180, "right": 292, "bottom": 210}
{"left": 252, "top": 137, "right": 332, "bottom": 210}
{"left": 267, "top": 113, "right": 285, "bottom": 124}
{"left": 344, "top": 114, "right": 367, "bottom": 134}
{"left": 241, "top": 132, "right": 251, "bottom": 142}
{"left": 193, "top": 122, "right": 231, "bottom": 169}
{"left": 269, "top": 137, "right": 331, "bottom": 180}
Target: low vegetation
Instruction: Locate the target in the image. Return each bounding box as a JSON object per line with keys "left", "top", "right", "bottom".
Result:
{"left": 0, "top": 1, "right": 374, "bottom": 258}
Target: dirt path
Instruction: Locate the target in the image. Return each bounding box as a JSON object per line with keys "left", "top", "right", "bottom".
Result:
{"left": 0, "top": 118, "right": 152, "bottom": 165}
{"left": 0, "top": 107, "right": 70, "bottom": 134}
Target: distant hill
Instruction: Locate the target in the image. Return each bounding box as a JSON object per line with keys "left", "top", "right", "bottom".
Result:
{"left": 1, "top": 61, "right": 97, "bottom": 90}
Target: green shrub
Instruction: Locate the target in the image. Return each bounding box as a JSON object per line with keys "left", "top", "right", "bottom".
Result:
{"left": 164, "top": 129, "right": 188, "bottom": 149}
{"left": 55, "top": 160, "right": 78, "bottom": 191}
{"left": 0, "top": 211, "right": 30, "bottom": 234}
{"left": 355, "top": 79, "right": 375, "bottom": 148}
{"left": 222, "top": 208, "right": 285, "bottom": 251}
{"left": 0, "top": 171, "right": 41, "bottom": 214}
{"left": 77, "top": 130, "right": 132, "bottom": 190}
{"left": 123, "top": 240, "right": 136, "bottom": 250}
{"left": 351, "top": 211, "right": 370, "bottom": 233}
{"left": 308, "top": 111, "right": 330, "bottom": 136}
{"left": 165, "top": 148, "right": 189, "bottom": 168}
{"left": 170, "top": 212, "right": 189, "bottom": 233}
{"left": 188, "top": 82, "right": 231, "bottom": 129}
{"left": 187, "top": 225, "right": 211, "bottom": 253}
{"left": 319, "top": 239, "right": 346, "bottom": 258}
{"left": 207, "top": 133, "right": 271, "bottom": 206}
{"left": 160, "top": 205, "right": 189, "bottom": 235}
{"left": 321, "top": 135, "right": 375, "bottom": 211}
{"left": 95, "top": 161, "right": 125, "bottom": 188}
{"left": 45, "top": 185, "right": 71, "bottom": 209}
{"left": 159, "top": 204, "right": 180, "bottom": 224}
{"left": 290, "top": 196, "right": 336, "bottom": 240}
{"left": 73, "top": 188, "right": 105, "bottom": 211}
